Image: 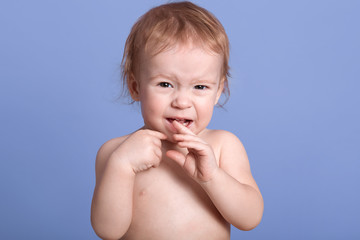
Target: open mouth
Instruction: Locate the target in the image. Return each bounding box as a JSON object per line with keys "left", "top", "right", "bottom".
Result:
{"left": 166, "top": 118, "right": 193, "bottom": 127}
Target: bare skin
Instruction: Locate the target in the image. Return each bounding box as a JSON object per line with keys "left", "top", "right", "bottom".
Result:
{"left": 91, "top": 44, "right": 263, "bottom": 239}
{"left": 91, "top": 122, "right": 263, "bottom": 240}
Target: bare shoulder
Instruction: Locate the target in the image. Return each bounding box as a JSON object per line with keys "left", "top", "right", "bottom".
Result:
{"left": 203, "top": 129, "right": 248, "bottom": 166}
{"left": 205, "top": 129, "right": 259, "bottom": 191}
{"left": 204, "top": 129, "right": 245, "bottom": 151}
{"left": 94, "top": 135, "right": 129, "bottom": 183}
{"left": 97, "top": 135, "right": 129, "bottom": 160}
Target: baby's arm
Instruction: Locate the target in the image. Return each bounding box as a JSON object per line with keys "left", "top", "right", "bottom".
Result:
{"left": 91, "top": 130, "right": 166, "bottom": 239}
{"left": 91, "top": 137, "right": 135, "bottom": 239}
{"left": 167, "top": 122, "right": 263, "bottom": 230}
{"left": 201, "top": 131, "right": 264, "bottom": 230}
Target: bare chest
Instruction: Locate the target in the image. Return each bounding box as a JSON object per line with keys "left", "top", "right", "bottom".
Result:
{"left": 123, "top": 157, "right": 229, "bottom": 239}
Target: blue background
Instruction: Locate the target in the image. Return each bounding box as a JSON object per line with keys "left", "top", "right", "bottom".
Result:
{"left": 1, "top": 0, "right": 359, "bottom": 239}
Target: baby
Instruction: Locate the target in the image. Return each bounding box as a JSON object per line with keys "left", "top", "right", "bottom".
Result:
{"left": 91, "top": 2, "right": 263, "bottom": 239}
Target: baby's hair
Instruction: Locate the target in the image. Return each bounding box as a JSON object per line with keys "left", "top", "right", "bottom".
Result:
{"left": 121, "top": 1, "right": 230, "bottom": 105}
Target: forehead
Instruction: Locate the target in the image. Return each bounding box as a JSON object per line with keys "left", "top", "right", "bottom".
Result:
{"left": 143, "top": 36, "right": 221, "bottom": 60}
{"left": 139, "top": 43, "right": 223, "bottom": 81}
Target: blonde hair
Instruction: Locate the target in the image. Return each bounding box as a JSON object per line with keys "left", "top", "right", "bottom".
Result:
{"left": 121, "top": 1, "right": 230, "bottom": 105}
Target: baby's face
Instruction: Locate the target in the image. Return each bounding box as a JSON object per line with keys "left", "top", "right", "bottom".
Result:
{"left": 133, "top": 43, "right": 223, "bottom": 140}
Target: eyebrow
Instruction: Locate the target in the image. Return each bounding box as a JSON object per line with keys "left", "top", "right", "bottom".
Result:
{"left": 149, "top": 74, "right": 177, "bottom": 81}
{"left": 150, "top": 74, "right": 218, "bottom": 85}
{"left": 191, "top": 79, "right": 218, "bottom": 85}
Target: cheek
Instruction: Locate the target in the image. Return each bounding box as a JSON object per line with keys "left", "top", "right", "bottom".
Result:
{"left": 140, "top": 90, "right": 166, "bottom": 117}
{"left": 196, "top": 99, "right": 215, "bottom": 119}
{"left": 197, "top": 92, "right": 218, "bottom": 108}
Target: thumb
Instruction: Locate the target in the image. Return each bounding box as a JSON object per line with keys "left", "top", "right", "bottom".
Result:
{"left": 166, "top": 150, "right": 185, "bottom": 167}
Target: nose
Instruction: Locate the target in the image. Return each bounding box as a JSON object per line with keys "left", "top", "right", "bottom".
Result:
{"left": 171, "top": 90, "right": 192, "bottom": 109}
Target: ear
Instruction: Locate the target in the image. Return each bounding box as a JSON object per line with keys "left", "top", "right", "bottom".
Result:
{"left": 214, "top": 78, "right": 225, "bottom": 105}
{"left": 128, "top": 73, "right": 140, "bottom": 101}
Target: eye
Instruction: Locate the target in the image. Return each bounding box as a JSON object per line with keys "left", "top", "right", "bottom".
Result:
{"left": 194, "top": 85, "right": 208, "bottom": 90}
{"left": 159, "top": 82, "right": 173, "bottom": 88}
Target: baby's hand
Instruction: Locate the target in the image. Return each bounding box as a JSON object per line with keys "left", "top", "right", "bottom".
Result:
{"left": 110, "top": 129, "right": 167, "bottom": 174}
{"left": 166, "top": 121, "right": 219, "bottom": 183}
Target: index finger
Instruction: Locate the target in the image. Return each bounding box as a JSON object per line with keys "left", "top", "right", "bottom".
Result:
{"left": 172, "top": 120, "right": 196, "bottom": 135}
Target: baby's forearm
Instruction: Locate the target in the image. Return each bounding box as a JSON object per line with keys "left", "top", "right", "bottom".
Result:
{"left": 91, "top": 156, "right": 135, "bottom": 239}
{"left": 201, "top": 168, "right": 264, "bottom": 231}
